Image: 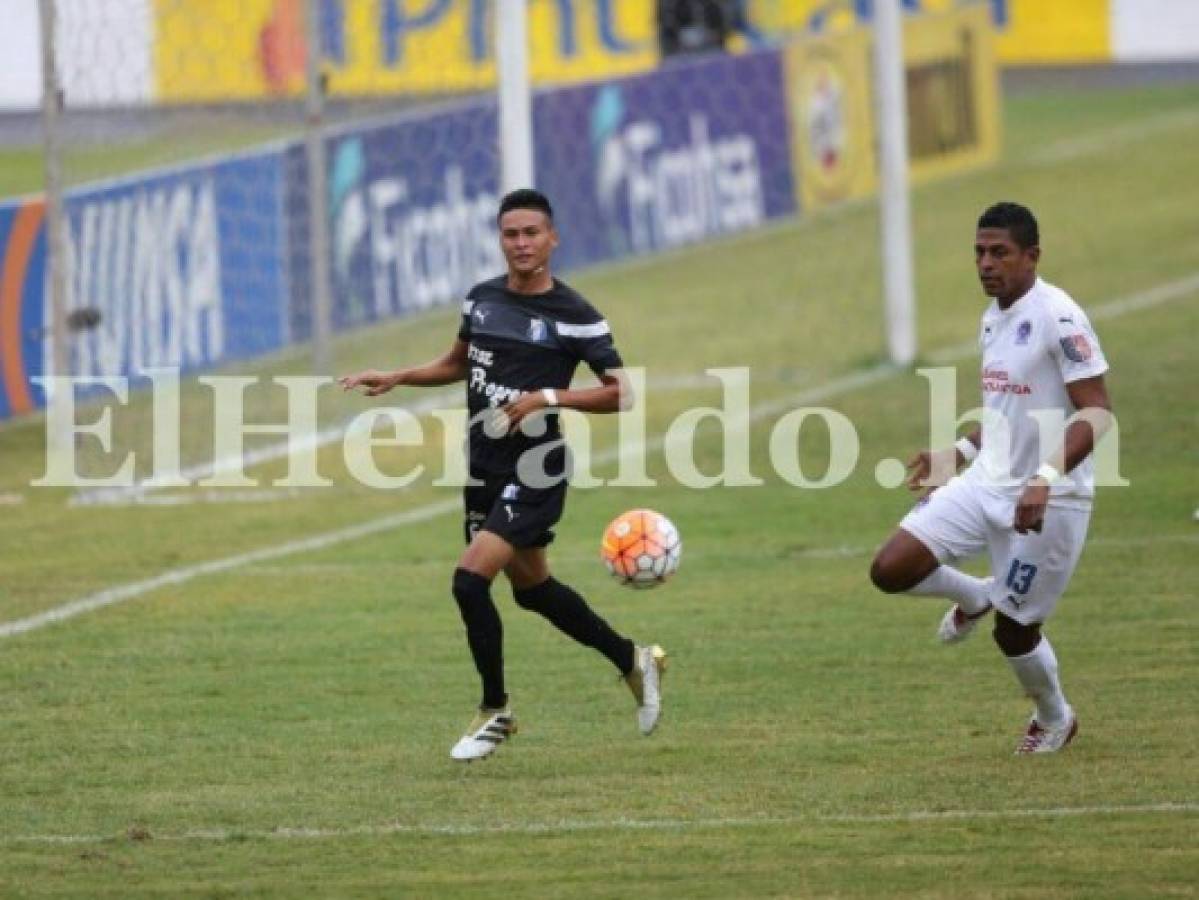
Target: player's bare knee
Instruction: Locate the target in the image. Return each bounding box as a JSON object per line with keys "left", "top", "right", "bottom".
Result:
{"left": 869, "top": 553, "right": 907, "bottom": 593}
{"left": 992, "top": 612, "right": 1041, "bottom": 656}
{"left": 872, "top": 556, "right": 901, "bottom": 592}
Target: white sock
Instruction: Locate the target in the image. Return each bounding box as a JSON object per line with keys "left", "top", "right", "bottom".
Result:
{"left": 906, "top": 566, "right": 991, "bottom": 615}
{"left": 1007, "top": 637, "right": 1071, "bottom": 728}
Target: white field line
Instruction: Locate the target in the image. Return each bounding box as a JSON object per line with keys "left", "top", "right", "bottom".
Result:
{"left": 0, "top": 499, "right": 459, "bottom": 639}
{"left": 3, "top": 273, "right": 1197, "bottom": 640}
{"left": 1027, "top": 107, "right": 1199, "bottom": 166}
{"left": 69, "top": 389, "right": 461, "bottom": 507}
{"left": 3, "top": 801, "right": 1194, "bottom": 846}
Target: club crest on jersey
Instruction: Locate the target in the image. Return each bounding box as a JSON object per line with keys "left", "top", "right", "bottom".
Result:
{"left": 473, "top": 307, "right": 489, "bottom": 323}
{"left": 1015, "top": 320, "right": 1032, "bottom": 345}
{"left": 1060, "top": 334, "right": 1092, "bottom": 362}
{"left": 527, "top": 318, "right": 548, "bottom": 342}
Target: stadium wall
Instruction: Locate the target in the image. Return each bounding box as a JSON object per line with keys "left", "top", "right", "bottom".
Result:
{"left": 0, "top": 11, "right": 995, "bottom": 420}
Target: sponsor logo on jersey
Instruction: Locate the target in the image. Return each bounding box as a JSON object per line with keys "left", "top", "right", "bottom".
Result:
{"left": 1060, "top": 334, "right": 1092, "bottom": 362}
{"left": 982, "top": 366, "right": 1031, "bottom": 395}
{"left": 469, "top": 367, "right": 523, "bottom": 406}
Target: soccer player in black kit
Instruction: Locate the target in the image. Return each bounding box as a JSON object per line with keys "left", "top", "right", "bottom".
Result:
{"left": 340, "top": 189, "right": 666, "bottom": 761}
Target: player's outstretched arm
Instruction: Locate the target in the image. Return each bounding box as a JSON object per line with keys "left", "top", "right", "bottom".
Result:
{"left": 339, "top": 340, "right": 470, "bottom": 396}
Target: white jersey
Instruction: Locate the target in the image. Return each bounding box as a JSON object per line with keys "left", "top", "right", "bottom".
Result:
{"left": 963, "top": 276, "right": 1108, "bottom": 508}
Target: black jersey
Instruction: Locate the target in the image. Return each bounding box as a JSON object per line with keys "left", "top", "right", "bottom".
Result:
{"left": 457, "top": 275, "right": 623, "bottom": 478}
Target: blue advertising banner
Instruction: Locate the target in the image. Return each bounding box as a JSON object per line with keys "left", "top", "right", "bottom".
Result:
{"left": 63, "top": 152, "right": 287, "bottom": 383}
{"left": 533, "top": 48, "right": 798, "bottom": 270}
{"left": 288, "top": 97, "right": 505, "bottom": 342}
{"left": 0, "top": 46, "right": 803, "bottom": 421}
{"left": 0, "top": 199, "right": 47, "bottom": 419}
{"left": 0, "top": 151, "right": 289, "bottom": 418}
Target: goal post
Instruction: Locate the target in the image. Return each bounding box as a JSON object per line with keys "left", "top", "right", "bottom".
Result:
{"left": 872, "top": 0, "right": 917, "bottom": 368}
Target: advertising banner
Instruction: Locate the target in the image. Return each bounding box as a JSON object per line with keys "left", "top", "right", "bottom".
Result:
{"left": 61, "top": 155, "right": 288, "bottom": 384}
{"left": 0, "top": 201, "right": 47, "bottom": 419}
{"left": 0, "top": 151, "right": 289, "bottom": 417}
{"left": 154, "top": 0, "right": 656, "bottom": 101}
{"left": 287, "top": 98, "right": 504, "bottom": 341}
{"left": 532, "top": 48, "right": 797, "bottom": 271}
{"left": 785, "top": 27, "right": 877, "bottom": 214}
{"left": 904, "top": 4, "right": 1002, "bottom": 184}
{"left": 786, "top": 4, "right": 1000, "bottom": 213}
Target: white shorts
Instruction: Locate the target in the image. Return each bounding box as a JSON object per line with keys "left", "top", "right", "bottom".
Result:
{"left": 899, "top": 476, "right": 1091, "bottom": 625}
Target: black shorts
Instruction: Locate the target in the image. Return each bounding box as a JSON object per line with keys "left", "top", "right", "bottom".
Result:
{"left": 463, "top": 473, "right": 567, "bottom": 549}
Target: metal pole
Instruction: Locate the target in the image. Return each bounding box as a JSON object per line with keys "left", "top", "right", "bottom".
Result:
{"left": 305, "top": 0, "right": 333, "bottom": 375}
{"left": 873, "top": 0, "right": 917, "bottom": 367}
{"left": 497, "top": 0, "right": 534, "bottom": 191}
{"left": 38, "top": 0, "right": 69, "bottom": 395}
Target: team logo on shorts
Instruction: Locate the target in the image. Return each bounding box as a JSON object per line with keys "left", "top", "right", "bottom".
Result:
{"left": 501, "top": 484, "right": 520, "bottom": 501}
{"left": 1059, "top": 334, "right": 1092, "bottom": 362}
{"left": 1015, "top": 320, "right": 1032, "bottom": 345}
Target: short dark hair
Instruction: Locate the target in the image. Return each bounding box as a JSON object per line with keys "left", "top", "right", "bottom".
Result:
{"left": 497, "top": 188, "right": 553, "bottom": 224}
{"left": 978, "top": 202, "right": 1039, "bottom": 249}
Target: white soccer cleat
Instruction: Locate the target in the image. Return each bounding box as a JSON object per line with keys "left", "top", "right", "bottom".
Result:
{"left": 1015, "top": 713, "right": 1078, "bottom": 755}
{"left": 624, "top": 644, "right": 668, "bottom": 735}
{"left": 450, "top": 707, "right": 517, "bottom": 762}
{"left": 937, "top": 601, "right": 993, "bottom": 644}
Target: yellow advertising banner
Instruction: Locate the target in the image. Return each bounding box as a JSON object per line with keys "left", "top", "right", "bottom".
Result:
{"left": 993, "top": 0, "right": 1110, "bottom": 64}
{"left": 785, "top": 28, "right": 877, "bottom": 213}
{"left": 786, "top": 4, "right": 1001, "bottom": 213}
{"left": 903, "top": 3, "right": 1002, "bottom": 184}
{"left": 153, "top": 1, "right": 1111, "bottom": 104}
{"left": 154, "top": 0, "right": 657, "bottom": 102}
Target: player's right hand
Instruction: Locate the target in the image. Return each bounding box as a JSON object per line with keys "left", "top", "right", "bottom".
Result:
{"left": 905, "top": 447, "right": 958, "bottom": 492}
{"left": 338, "top": 370, "right": 400, "bottom": 396}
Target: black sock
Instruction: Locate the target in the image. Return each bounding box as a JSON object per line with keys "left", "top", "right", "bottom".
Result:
{"left": 451, "top": 568, "right": 507, "bottom": 709}
{"left": 513, "top": 577, "right": 636, "bottom": 675}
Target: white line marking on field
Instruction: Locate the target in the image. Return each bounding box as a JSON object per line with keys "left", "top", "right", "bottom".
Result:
{"left": 3, "top": 801, "right": 1194, "bottom": 846}
{"left": 3, "top": 273, "right": 1197, "bottom": 640}
{"left": 0, "top": 500, "right": 459, "bottom": 639}
{"left": 69, "top": 389, "right": 462, "bottom": 507}
{"left": 1028, "top": 107, "right": 1199, "bottom": 166}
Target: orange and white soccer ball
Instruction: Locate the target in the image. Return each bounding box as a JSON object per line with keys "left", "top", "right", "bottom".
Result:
{"left": 600, "top": 509, "right": 682, "bottom": 589}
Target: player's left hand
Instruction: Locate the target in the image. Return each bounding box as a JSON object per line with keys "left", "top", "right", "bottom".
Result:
{"left": 494, "top": 391, "right": 549, "bottom": 435}
{"left": 1014, "top": 478, "right": 1050, "bottom": 534}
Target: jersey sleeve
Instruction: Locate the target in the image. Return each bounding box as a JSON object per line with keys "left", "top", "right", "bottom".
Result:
{"left": 457, "top": 298, "right": 473, "bottom": 342}
{"left": 1048, "top": 300, "right": 1108, "bottom": 383}
{"left": 556, "top": 317, "right": 624, "bottom": 374}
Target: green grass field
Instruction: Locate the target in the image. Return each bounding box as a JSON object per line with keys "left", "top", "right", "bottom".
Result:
{"left": 1, "top": 83, "right": 1197, "bottom": 897}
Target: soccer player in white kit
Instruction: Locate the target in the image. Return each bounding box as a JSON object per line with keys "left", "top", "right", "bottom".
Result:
{"left": 870, "top": 202, "right": 1114, "bottom": 754}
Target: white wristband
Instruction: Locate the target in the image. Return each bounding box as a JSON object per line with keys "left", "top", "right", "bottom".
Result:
{"left": 954, "top": 436, "right": 978, "bottom": 464}
{"left": 1035, "top": 462, "right": 1061, "bottom": 484}
{"left": 541, "top": 388, "right": 559, "bottom": 408}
